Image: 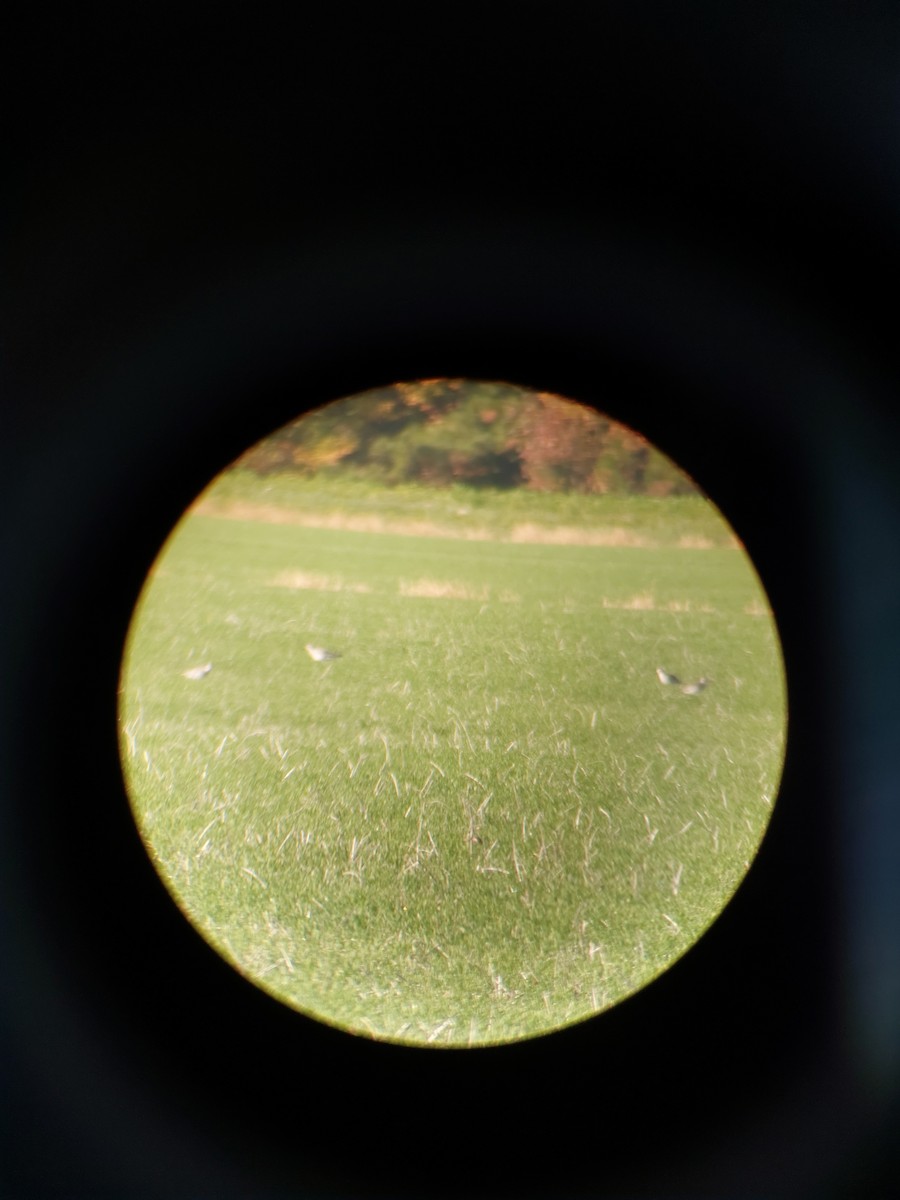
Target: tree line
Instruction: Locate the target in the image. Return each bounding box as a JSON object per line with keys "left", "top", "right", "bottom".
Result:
{"left": 236, "top": 379, "right": 695, "bottom": 496}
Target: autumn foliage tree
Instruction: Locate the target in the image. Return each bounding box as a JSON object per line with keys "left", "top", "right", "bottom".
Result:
{"left": 235, "top": 379, "right": 695, "bottom": 496}
{"left": 513, "top": 392, "right": 609, "bottom": 492}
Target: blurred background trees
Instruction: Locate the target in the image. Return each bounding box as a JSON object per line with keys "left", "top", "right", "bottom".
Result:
{"left": 236, "top": 379, "right": 695, "bottom": 496}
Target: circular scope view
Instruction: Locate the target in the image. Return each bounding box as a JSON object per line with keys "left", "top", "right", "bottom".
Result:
{"left": 119, "top": 379, "right": 787, "bottom": 1046}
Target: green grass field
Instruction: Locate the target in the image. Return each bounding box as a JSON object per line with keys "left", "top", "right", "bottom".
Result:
{"left": 119, "top": 480, "right": 786, "bottom": 1046}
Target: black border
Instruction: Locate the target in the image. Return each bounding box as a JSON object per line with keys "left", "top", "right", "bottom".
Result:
{"left": 4, "top": 7, "right": 900, "bottom": 1196}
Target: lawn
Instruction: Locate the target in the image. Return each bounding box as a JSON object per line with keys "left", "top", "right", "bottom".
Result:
{"left": 119, "top": 481, "right": 786, "bottom": 1046}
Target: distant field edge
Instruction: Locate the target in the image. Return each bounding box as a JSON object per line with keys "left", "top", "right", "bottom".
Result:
{"left": 190, "top": 498, "right": 741, "bottom": 550}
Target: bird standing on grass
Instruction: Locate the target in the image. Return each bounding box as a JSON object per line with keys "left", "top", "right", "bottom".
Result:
{"left": 656, "top": 667, "right": 681, "bottom": 685}
{"left": 305, "top": 643, "right": 341, "bottom": 662}
{"left": 681, "top": 678, "right": 710, "bottom": 696}
{"left": 182, "top": 662, "right": 212, "bottom": 679}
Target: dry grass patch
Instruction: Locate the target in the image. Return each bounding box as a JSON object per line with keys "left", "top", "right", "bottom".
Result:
{"left": 397, "top": 579, "right": 520, "bottom": 603}
{"left": 744, "top": 597, "right": 771, "bottom": 617}
{"left": 194, "top": 499, "right": 740, "bottom": 550}
{"left": 269, "top": 569, "right": 372, "bottom": 594}
{"left": 194, "top": 499, "right": 494, "bottom": 541}
{"left": 599, "top": 594, "right": 717, "bottom": 613}
{"left": 509, "top": 523, "right": 655, "bottom": 548}
{"left": 600, "top": 592, "right": 656, "bottom": 610}
{"left": 665, "top": 599, "right": 716, "bottom": 613}
{"left": 399, "top": 579, "right": 490, "bottom": 601}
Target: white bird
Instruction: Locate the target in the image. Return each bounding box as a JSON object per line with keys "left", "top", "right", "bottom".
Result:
{"left": 681, "top": 677, "right": 710, "bottom": 695}
{"left": 183, "top": 662, "right": 212, "bottom": 680}
{"left": 305, "top": 643, "right": 341, "bottom": 662}
{"left": 656, "top": 667, "right": 681, "bottom": 685}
